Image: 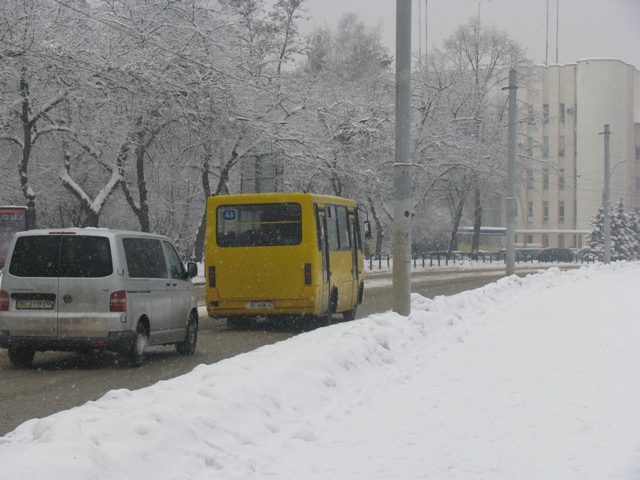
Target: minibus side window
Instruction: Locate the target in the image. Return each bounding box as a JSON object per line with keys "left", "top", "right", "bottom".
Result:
{"left": 336, "top": 205, "right": 351, "bottom": 251}
{"left": 326, "top": 205, "right": 339, "bottom": 252}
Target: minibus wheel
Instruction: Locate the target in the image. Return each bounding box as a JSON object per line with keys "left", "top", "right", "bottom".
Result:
{"left": 227, "top": 316, "right": 256, "bottom": 330}
{"left": 343, "top": 307, "right": 357, "bottom": 321}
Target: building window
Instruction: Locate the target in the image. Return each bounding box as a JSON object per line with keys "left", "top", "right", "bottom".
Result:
{"left": 527, "top": 168, "right": 534, "bottom": 188}
{"left": 543, "top": 104, "right": 549, "bottom": 123}
{"left": 559, "top": 136, "right": 565, "bottom": 157}
{"left": 527, "top": 136, "right": 534, "bottom": 155}
{"left": 543, "top": 167, "right": 549, "bottom": 189}
{"left": 527, "top": 202, "right": 533, "bottom": 218}
{"left": 559, "top": 201, "right": 565, "bottom": 222}
{"left": 543, "top": 201, "right": 549, "bottom": 221}
{"left": 559, "top": 168, "right": 565, "bottom": 190}
{"left": 543, "top": 136, "right": 549, "bottom": 158}
{"left": 635, "top": 177, "right": 640, "bottom": 192}
{"left": 636, "top": 146, "right": 640, "bottom": 161}
{"left": 559, "top": 103, "right": 565, "bottom": 123}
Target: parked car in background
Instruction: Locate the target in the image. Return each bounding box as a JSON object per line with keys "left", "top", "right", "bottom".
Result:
{"left": 0, "top": 229, "right": 199, "bottom": 367}
{"left": 537, "top": 247, "right": 575, "bottom": 263}
{"left": 515, "top": 249, "right": 540, "bottom": 262}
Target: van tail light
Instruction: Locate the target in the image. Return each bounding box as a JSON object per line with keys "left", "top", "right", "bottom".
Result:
{"left": 0, "top": 290, "right": 9, "bottom": 311}
{"left": 208, "top": 266, "right": 216, "bottom": 288}
{"left": 110, "top": 290, "right": 126, "bottom": 312}
{"left": 304, "top": 263, "right": 312, "bottom": 285}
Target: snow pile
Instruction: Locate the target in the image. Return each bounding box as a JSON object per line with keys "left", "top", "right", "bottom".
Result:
{"left": 1, "top": 263, "right": 639, "bottom": 479}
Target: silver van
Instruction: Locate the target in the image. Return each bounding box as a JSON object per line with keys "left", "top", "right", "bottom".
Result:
{"left": 0, "top": 228, "right": 199, "bottom": 367}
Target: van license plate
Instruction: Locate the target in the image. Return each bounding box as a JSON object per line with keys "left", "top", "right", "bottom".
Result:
{"left": 247, "top": 301, "right": 274, "bottom": 309}
{"left": 16, "top": 299, "right": 55, "bottom": 310}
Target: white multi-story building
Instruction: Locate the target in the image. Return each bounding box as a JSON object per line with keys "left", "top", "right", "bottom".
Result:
{"left": 516, "top": 58, "right": 640, "bottom": 249}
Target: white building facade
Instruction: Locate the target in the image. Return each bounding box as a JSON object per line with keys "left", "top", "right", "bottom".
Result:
{"left": 516, "top": 58, "right": 640, "bottom": 249}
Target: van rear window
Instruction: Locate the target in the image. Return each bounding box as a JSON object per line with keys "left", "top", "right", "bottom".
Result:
{"left": 9, "top": 236, "right": 113, "bottom": 278}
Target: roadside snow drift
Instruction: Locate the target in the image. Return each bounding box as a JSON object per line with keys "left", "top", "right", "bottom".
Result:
{"left": 1, "top": 263, "right": 639, "bottom": 479}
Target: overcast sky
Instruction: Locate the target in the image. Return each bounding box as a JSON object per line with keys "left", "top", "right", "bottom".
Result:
{"left": 297, "top": 0, "right": 640, "bottom": 70}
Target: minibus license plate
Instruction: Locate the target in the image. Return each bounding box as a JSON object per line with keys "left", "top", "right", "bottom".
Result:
{"left": 247, "top": 301, "right": 274, "bottom": 309}
{"left": 16, "top": 299, "right": 55, "bottom": 310}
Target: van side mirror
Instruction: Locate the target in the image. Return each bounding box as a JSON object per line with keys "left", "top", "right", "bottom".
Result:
{"left": 363, "top": 221, "right": 372, "bottom": 241}
{"left": 187, "top": 261, "right": 198, "bottom": 279}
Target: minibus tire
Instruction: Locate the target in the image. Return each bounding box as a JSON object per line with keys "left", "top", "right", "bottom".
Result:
{"left": 8, "top": 347, "right": 36, "bottom": 368}
{"left": 176, "top": 312, "right": 198, "bottom": 355}
{"left": 127, "top": 321, "right": 149, "bottom": 367}
{"left": 343, "top": 307, "right": 357, "bottom": 322}
{"left": 227, "top": 316, "right": 256, "bottom": 330}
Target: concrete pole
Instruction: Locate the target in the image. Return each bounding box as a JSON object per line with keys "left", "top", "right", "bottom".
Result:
{"left": 603, "top": 124, "right": 611, "bottom": 264}
{"left": 506, "top": 69, "right": 517, "bottom": 275}
{"left": 393, "top": 0, "right": 412, "bottom": 316}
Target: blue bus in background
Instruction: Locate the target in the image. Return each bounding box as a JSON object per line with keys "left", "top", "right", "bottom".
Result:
{"left": 0, "top": 207, "right": 27, "bottom": 268}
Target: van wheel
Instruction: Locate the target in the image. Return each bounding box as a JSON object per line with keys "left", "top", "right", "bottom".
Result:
{"left": 127, "top": 321, "right": 148, "bottom": 367}
{"left": 176, "top": 312, "right": 198, "bottom": 356}
{"left": 8, "top": 347, "right": 35, "bottom": 368}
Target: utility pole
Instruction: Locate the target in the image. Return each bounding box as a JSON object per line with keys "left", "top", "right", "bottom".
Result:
{"left": 603, "top": 124, "right": 611, "bottom": 264}
{"left": 393, "top": 0, "right": 412, "bottom": 316}
{"left": 506, "top": 69, "right": 518, "bottom": 275}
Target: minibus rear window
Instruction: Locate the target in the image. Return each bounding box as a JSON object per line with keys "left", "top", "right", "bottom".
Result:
{"left": 217, "top": 203, "right": 302, "bottom": 247}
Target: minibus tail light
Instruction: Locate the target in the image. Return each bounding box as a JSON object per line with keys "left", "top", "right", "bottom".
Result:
{"left": 208, "top": 266, "right": 216, "bottom": 288}
{"left": 0, "top": 290, "right": 9, "bottom": 311}
{"left": 110, "top": 290, "right": 126, "bottom": 312}
{"left": 304, "top": 263, "right": 312, "bottom": 285}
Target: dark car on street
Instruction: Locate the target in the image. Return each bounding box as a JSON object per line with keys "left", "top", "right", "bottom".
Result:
{"left": 537, "top": 248, "right": 575, "bottom": 263}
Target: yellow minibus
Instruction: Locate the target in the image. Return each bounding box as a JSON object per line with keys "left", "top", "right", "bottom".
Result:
{"left": 204, "top": 192, "right": 369, "bottom": 329}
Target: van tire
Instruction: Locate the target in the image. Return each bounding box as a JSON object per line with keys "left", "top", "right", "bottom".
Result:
{"left": 8, "top": 347, "right": 35, "bottom": 368}
{"left": 176, "top": 312, "right": 198, "bottom": 356}
{"left": 127, "top": 321, "right": 148, "bottom": 367}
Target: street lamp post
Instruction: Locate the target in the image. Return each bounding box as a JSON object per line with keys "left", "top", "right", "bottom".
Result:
{"left": 506, "top": 69, "right": 517, "bottom": 275}
{"left": 602, "top": 124, "right": 611, "bottom": 264}
{"left": 393, "top": 0, "right": 412, "bottom": 315}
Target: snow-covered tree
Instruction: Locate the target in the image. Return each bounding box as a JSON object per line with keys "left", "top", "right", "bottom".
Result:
{"left": 581, "top": 200, "right": 640, "bottom": 262}
{"left": 0, "top": 0, "right": 79, "bottom": 228}
{"left": 415, "top": 17, "right": 529, "bottom": 256}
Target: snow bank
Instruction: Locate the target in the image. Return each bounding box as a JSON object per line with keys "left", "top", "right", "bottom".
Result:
{"left": 0, "top": 263, "right": 639, "bottom": 479}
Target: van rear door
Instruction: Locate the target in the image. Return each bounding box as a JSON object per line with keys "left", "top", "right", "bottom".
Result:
{"left": 5, "top": 234, "right": 61, "bottom": 338}
{"left": 56, "top": 235, "right": 116, "bottom": 339}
